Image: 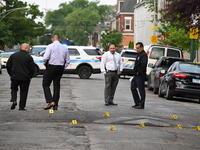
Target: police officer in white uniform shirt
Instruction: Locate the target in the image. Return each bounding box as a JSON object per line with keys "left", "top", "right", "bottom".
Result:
{"left": 101, "top": 44, "right": 123, "bottom": 106}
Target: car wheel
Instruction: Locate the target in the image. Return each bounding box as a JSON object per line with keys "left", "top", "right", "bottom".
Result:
{"left": 33, "top": 65, "right": 38, "bottom": 77}
{"left": 0, "top": 69, "right": 2, "bottom": 74}
{"left": 158, "top": 84, "right": 164, "bottom": 97}
{"left": 153, "top": 86, "right": 159, "bottom": 94}
{"left": 147, "top": 76, "right": 152, "bottom": 90}
{"left": 166, "top": 85, "right": 173, "bottom": 100}
{"left": 78, "top": 66, "right": 92, "bottom": 79}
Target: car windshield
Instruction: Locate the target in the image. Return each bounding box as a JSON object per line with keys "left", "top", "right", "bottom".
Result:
{"left": 0, "top": 53, "right": 13, "bottom": 58}
{"left": 179, "top": 63, "right": 200, "bottom": 73}
{"left": 159, "top": 58, "right": 189, "bottom": 68}
{"left": 31, "top": 47, "right": 47, "bottom": 55}
{"left": 121, "top": 52, "right": 137, "bottom": 58}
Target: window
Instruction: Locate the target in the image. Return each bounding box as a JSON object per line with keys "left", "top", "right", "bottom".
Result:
{"left": 179, "top": 63, "right": 200, "bottom": 73}
{"left": 150, "top": 48, "right": 165, "bottom": 59}
{"left": 68, "top": 49, "right": 80, "bottom": 56}
{"left": 125, "top": 19, "right": 131, "bottom": 30}
{"left": 121, "top": 52, "right": 138, "bottom": 58}
{"left": 167, "top": 49, "right": 181, "bottom": 58}
{"left": 83, "top": 49, "right": 101, "bottom": 55}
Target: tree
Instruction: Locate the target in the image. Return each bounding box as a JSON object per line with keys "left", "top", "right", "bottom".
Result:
{"left": 145, "top": 0, "right": 200, "bottom": 51}
{"left": 157, "top": 26, "right": 191, "bottom": 51}
{"left": 128, "top": 41, "right": 134, "bottom": 49}
{"left": 0, "top": 0, "right": 45, "bottom": 48}
{"left": 100, "top": 29, "right": 123, "bottom": 51}
{"left": 160, "top": 0, "right": 200, "bottom": 30}
{"left": 45, "top": 0, "right": 116, "bottom": 45}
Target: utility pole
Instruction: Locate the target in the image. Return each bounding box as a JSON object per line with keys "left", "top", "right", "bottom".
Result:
{"left": 189, "top": 7, "right": 199, "bottom": 62}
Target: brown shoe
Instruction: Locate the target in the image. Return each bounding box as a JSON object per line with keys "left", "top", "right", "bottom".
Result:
{"left": 44, "top": 102, "right": 56, "bottom": 110}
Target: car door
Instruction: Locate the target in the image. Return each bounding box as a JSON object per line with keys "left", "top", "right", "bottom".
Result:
{"left": 67, "top": 48, "right": 81, "bottom": 70}
{"left": 161, "top": 63, "right": 177, "bottom": 94}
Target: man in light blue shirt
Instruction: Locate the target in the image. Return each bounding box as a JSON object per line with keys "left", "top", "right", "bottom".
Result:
{"left": 43, "top": 34, "right": 70, "bottom": 110}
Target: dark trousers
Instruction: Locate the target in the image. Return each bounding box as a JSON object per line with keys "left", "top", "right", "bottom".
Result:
{"left": 130, "top": 73, "right": 146, "bottom": 106}
{"left": 10, "top": 80, "right": 31, "bottom": 109}
{"left": 42, "top": 65, "right": 64, "bottom": 105}
{"left": 104, "top": 72, "right": 119, "bottom": 104}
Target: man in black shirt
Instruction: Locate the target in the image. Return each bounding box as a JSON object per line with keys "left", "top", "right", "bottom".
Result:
{"left": 6, "top": 43, "right": 35, "bottom": 110}
{"left": 131, "top": 42, "right": 148, "bottom": 109}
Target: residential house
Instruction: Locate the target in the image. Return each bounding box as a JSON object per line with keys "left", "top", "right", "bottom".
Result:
{"left": 134, "top": 0, "right": 155, "bottom": 47}
{"left": 116, "top": 0, "right": 136, "bottom": 48}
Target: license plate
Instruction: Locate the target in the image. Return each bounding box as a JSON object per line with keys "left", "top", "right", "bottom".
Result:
{"left": 192, "top": 78, "right": 200, "bottom": 84}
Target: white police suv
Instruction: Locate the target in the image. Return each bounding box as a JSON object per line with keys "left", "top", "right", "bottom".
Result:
{"left": 32, "top": 46, "right": 102, "bottom": 79}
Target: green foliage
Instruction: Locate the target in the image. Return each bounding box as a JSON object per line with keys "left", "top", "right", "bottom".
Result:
{"left": 158, "top": 26, "right": 191, "bottom": 51}
{"left": 0, "top": 0, "right": 45, "bottom": 48}
{"left": 100, "top": 29, "right": 123, "bottom": 51}
{"left": 45, "top": 0, "right": 116, "bottom": 45}
{"left": 145, "top": 0, "right": 200, "bottom": 51}
{"left": 128, "top": 41, "right": 134, "bottom": 49}
{"left": 30, "top": 38, "right": 41, "bottom": 46}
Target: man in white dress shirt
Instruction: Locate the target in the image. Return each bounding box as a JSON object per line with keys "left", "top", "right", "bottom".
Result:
{"left": 101, "top": 44, "right": 123, "bottom": 106}
{"left": 42, "top": 34, "right": 70, "bottom": 110}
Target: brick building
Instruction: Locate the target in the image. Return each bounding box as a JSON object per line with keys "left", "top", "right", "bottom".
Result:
{"left": 116, "top": 0, "right": 137, "bottom": 48}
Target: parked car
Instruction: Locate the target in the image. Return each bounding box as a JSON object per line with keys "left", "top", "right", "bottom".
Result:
{"left": 0, "top": 52, "right": 15, "bottom": 68}
{"left": 4, "top": 49, "right": 18, "bottom": 53}
{"left": 158, "top": 61, "right": 200, "bottom": 102}
{"left": 145, "top": 45, "right": 184, "bottom": 76}
{"left": 147, "top": 56, "right": 190, "bottom": 94}
{"left": 120, "top": 49, "right": 138, "bottom": 76}
{"left": 32, "top": 46, "right": 102, "bottom": 78}
{"left": 30, "top": 45, "right": 48, "bottom": 55}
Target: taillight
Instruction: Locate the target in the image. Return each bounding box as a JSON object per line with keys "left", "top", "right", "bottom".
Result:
{"left": 158, "top": 72, "right": 164, "bottom": 80}
{"left": 173, "top": 73, "right": 187, "bottom": 78}
{"left": 122, "top": 58, "right": 124, "bottom": 61}
{"left": 96, "top": 56, "right": 101, "bottom": 61}
{"left": 146, "top": 51, "right": 150, "bottom": 56}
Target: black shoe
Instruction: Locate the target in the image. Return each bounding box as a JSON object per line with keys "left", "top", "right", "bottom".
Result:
{"left": 19, "top": 108, "right": 27, "bottom": 111}
{"left": 109, "top": 102, "right": 118, "bottom": 106}
{"left": 132, "top": 104, "right": 140, "bottom": 108}
{"left": 11, "top": 101, "right": 17, "bottom": 110}
{"left": 134, "top": 105, "right": 144, "bottom": 109}
{"left": 105, "top": 103, "right": 109, "bottom": 106}
{"left": 53, "top": 105, "right": 58, "bottom": 110}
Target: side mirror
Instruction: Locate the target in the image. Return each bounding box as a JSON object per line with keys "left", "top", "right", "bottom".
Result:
{"left": 148, "top": 63, "right": 154, "bottom": 68}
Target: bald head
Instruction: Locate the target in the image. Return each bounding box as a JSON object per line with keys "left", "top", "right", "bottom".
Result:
{"left": 52, "top": 34, "right": 60, "bottom": 42}
{"left": 21, "top": 43, "right": 30, "bottom": 52}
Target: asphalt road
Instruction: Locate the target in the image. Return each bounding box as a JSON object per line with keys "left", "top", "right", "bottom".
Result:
{"left": 0, "top": 69, "right": 200, "bottom": 150}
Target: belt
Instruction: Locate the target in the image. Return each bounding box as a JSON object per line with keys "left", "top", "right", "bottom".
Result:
{"left": 49, "top": 64, "right": 64, "bottom": 67}
{"left": 107, "top": 70, "right": 118, "bottom": 72}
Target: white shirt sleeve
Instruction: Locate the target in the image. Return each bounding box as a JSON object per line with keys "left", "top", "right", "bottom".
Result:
{"left": 100, "top": 53, "right": 107, "bottom": 73}
{"left": 118, "top": 54, "right": 123, "bottom": 72}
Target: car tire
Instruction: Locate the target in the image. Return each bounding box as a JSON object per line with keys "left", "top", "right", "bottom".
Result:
{"left": 147, "top": 76, "right": 152, "bottom": 90}
{"left": 158, "top": 84, "right": 164, "bottom": 97}
{"left": 0, "top": 69, "right": 2, "bottom": 74}
{"left": 166, "top": 85, "right": 173, "bottom": 100}
{"left": 78, "top": 66, "right": 92, "bottom": 79}
{"left": 153, "top": 86, "right": 159, "bottom": 94}
{"left": 33, "top": 65, "right": 39, "bottom": 77}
